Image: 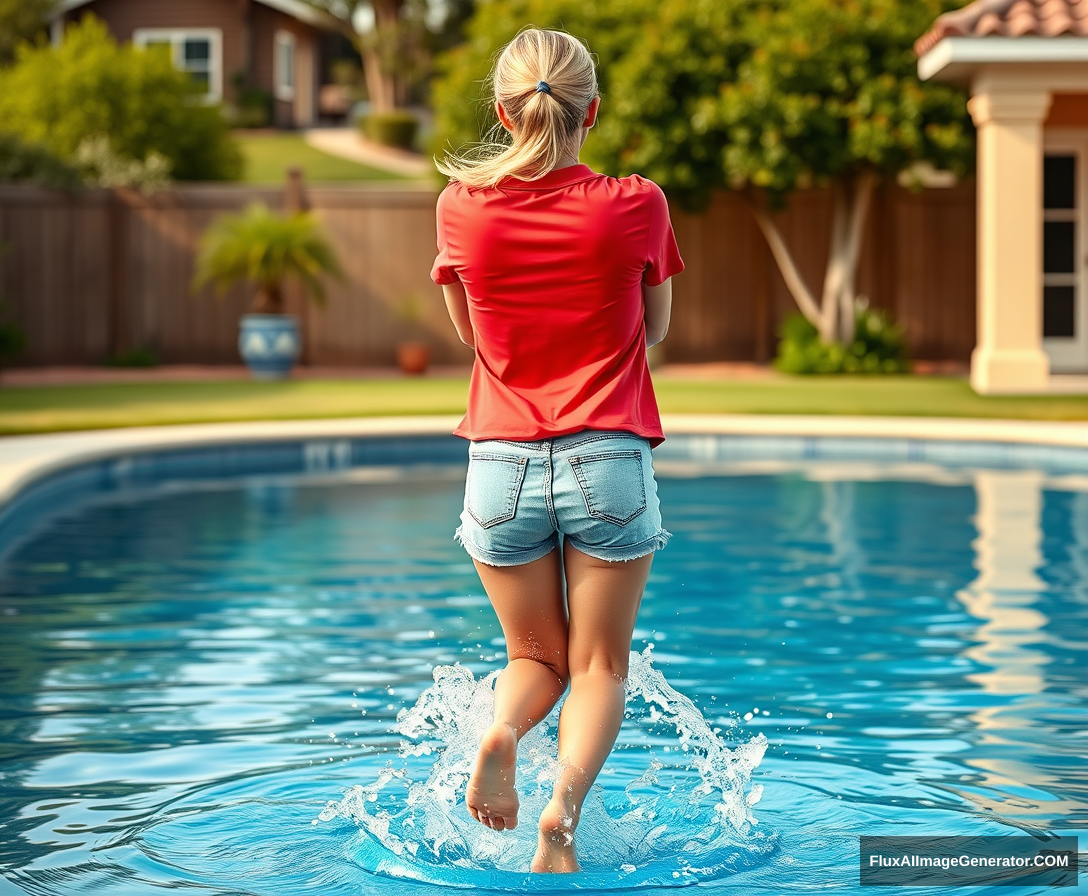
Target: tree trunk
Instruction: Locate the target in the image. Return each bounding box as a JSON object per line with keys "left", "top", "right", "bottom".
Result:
{"left": 361, "top": 40, "right": 396, "bottom": 113}
{"left": 253, "top": 284, "right": 284, "bottom": 315}
{"left": 321, "top": 1, "right": 402, "bottom": 113}
{"left": 363, "top": 0, "right": 403, "bottom": 113}
{"left": 745, "top": 172, "right": 877, "bottom": 346}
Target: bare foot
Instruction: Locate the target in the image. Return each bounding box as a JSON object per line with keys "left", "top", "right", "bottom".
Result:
{"left": 466, "top": 722, "right": 519, "bottom": 831}
{"left": 530, "top": 797, "right": 580, "bottom": 873}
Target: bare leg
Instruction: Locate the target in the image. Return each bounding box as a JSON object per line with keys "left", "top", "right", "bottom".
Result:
{"left": 532, "top": 546, "right": 652, "bottom": 873}
{"left": 467, "top": 549, "right": 569, "bottom": 832}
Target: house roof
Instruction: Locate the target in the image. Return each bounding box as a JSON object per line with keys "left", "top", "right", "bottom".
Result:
{"left": 915, "top": 0, "right": 1088, "bottom": 57}
{"left": 56, "top": 0, "right": 338, "bottom": 30}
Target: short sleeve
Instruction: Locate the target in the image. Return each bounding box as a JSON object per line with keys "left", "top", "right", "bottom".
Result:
{"left": 643, "top": 182, "right": 684, "bottom": 287}
{"left": 430, "top": 187, "right": 459, "bottom": 285}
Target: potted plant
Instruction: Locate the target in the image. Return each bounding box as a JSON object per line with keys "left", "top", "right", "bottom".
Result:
{"left": 193, "top": 203, "right": 342, "bottom": 380}
{"left": 393, "top": 291, "right": 431, "bottom": 375}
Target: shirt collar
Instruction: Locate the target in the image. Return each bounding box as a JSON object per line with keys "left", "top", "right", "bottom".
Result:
{"left": 498, "top": 164, "right": 598, "bottom": 191}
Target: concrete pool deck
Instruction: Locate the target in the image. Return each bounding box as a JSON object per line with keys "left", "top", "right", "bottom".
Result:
{"left": 1, "top": 414, "right": 1086, "bottom": 510}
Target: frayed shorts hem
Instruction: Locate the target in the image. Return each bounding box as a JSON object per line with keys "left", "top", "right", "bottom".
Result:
{"left": 454, "top": 526, "right": 671, "bottom": 567}
{"left": 565, "top": 529, "right": 672, "bottom": 563}
{"left": 454, "top": 526, "right": 559, "bottom": 568}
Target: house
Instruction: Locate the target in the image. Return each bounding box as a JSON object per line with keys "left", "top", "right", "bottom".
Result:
{"left": 916, "top": 0, "right": 1088, "bottom": 391}
{"left": 51, "top": 0, "right": 345, "bottom": 129}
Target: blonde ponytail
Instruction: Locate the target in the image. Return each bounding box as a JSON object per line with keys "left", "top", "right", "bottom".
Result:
{"left": 435, "top": 28, "right": 598, "bottom": 189}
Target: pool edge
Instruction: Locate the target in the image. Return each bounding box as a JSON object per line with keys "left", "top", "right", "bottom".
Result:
{"left": 2, "top": 414, "right": 1085, "bottom": 511}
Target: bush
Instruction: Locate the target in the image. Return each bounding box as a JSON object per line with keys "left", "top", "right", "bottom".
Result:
{"left": 104, "top": 346, "right": 159, "bottom": 368}
{"left": 774, "top": 305, "right": 910, "bottom": 375}
{"left": 360, "top": 111, "right": 418, "bottom": 150}
{"left": 0, "top": 132, "right": 84, "bottom": 190}
{"left": 0, "top": 299, "right": 27, "bottom": 369}
{"left": 227, "top": 74, "right": 272, "bottom": 129}
{"left": 0, "top": 16, "right": 243, "bottom": 181}
{"left": 74, "top": 135, "right": 171, "bottom": 190}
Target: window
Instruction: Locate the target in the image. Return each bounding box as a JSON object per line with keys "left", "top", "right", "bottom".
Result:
{"left": 1042, "top": 135, "right": 1088, "bottom": 372}
{"left": 133, "top": 29, "right": 223, "bottom": 102}
{"left": 275, "top": 31, "right": 296, "bottom": 102}
{"left": 1044, "top": 154, "right": 1078, "bottom": 339}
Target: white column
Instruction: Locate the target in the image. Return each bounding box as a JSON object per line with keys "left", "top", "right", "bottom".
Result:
{"left": 958, "top": 470, "right": 1047, "bottom": 699}
{"left": 967, "top": 87, "right": 1052, "bottom": 394}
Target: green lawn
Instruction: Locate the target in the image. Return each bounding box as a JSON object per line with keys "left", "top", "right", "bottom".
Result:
{"left": 0, "top": 376, "right": 1085, "bottom": 436}
{"left": 235, "top": 133, "right": 406, "bottom": 183}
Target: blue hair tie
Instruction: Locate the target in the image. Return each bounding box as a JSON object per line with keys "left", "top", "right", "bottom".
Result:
{"left": 535, "top": 80, "right": 551, "bottom": 94}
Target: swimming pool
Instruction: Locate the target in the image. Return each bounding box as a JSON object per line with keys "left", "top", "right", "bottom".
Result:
{"left": 0, "top": 430, "right": 1085, "bottom": 894}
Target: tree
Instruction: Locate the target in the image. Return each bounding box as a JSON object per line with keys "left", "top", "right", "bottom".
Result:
{"left": 432, "top": 0, "right": 975, "bottom": 347}
{"left": 430, "top": 0, "right": 658, "bottom": 172}
{"left": 303, "top": 0, "right": 430, "bottom": 111}
{"left": 715, "top": 0, "right": 974, "bottom": 344}
{"left": 0, "top": 0, "right": 57, "bottom": 66}
{"left": 0, "top": 16, "right": 242, "bottom": 181}
{"left": 601, "top": 0, "right": 974, "bottom": 345}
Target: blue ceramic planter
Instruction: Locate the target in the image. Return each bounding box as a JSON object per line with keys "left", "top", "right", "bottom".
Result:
{"left": 238, "top": 314, "right": 301, "bottom": 380}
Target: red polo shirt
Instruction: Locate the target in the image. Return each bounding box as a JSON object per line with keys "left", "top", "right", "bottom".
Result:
{"left": 431, "top": 164, "right": 683, "bottom": 447}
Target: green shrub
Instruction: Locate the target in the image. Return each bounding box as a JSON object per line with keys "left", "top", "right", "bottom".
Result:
{"left": 0, "top": 299, "right": 26, "bottom": 369}
{"left": 774, "top": 305, "right": 911, "bottom": 375}
{"left": 227, "top": 75, "right": 272, "bottom": 129}
{"left": 0, "top": 16, "right": 242, "bottom": 181}
{"left": 74, "top": 135, "right": 171, "bottom": 190}
{"left": 360, "top": 111, "right": 418, "bottom": 150}
{"left": 0, "top": 132, "right": 84, "bottom": 190}
{"left": 104, "top": 346, "right": 159, "bottom": 368}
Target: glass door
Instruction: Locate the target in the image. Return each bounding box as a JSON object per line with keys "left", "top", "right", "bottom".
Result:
{"left": 1043, "top": 133, "right": 1088, "bottom": 372}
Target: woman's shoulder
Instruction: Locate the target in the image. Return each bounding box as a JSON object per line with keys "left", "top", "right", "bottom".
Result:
{"left": 593, "top": 172, "right": 666, "bottom": 205}
{"left": 437, "top": 179, "right": 466, "bottom": 202}
{"left": 613, "top": 172, "right": 661, "bottom": 191}
{"left": 591, "top": 173, "right": 668, "bottom": 221}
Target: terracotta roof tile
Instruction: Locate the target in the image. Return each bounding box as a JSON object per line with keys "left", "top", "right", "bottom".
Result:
{"left": 916, "top": 0, "right": 1088, "bottom": 57}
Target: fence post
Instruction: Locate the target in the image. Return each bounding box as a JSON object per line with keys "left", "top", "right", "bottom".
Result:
{"left": 108, "top": 188, "right": 128, "bottom": 361}
{"left": 284, "top": 166, "right": 312, "bottom": 366}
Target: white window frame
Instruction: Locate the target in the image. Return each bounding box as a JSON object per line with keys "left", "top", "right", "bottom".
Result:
{"left": 1043, "top": 130, "right": 1088, "bottom": 373}
{"left": 133, "top": 28, "right": 223, "bottom": 103}
{"left": 274, "top": 30, "right": 296, "bottom": 102}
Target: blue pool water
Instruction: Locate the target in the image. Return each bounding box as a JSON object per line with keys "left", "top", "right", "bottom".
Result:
{"left": 0, "top": 448, "right": 1085, "bottom": 894}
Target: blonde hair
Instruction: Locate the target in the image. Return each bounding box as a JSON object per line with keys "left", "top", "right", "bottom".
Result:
{"left": 435, "top": 28, "right": 598, "bottom": 189}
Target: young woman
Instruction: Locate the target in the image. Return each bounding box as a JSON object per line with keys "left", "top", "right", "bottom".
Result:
{"left": 430, "top": 27, "right": 683, "bottom": 873}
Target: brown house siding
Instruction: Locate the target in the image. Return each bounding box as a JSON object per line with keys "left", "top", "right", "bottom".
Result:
{"left": 251, "top": 6, "right": 319, "bottom": 128}
{"left": 60, "top": 0, "right": 324, "bottom": 124}
{"left": 63, "top": 0, "right": 246, "bottom": 102}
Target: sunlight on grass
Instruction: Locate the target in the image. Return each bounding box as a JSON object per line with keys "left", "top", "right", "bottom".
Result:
{"left": 0, "top": 376, "right": 1085, "bottom": 435}
{"left": 236, "top": 133, "right": 406, "bottom": 183}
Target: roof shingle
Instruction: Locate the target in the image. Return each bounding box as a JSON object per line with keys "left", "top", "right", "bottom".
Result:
{"left": 915, "top": 0, "right": 1088, "bottom": 58}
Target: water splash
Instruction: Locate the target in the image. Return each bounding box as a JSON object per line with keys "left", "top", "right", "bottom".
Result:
{"left": 318, "top": 646, "right": 776, "bottom": 889}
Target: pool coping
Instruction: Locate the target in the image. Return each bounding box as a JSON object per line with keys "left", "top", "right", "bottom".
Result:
{"left": 2, "top": 414, "right": 1086, "bottom": 510}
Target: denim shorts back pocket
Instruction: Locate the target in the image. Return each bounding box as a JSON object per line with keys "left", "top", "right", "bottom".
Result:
{"left": 568, "top": 450, "right": 647, "bottom": 527}
{"left": 465, "top": 454, "right": 528, "bottom": 529}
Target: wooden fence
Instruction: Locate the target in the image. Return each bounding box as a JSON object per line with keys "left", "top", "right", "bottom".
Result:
{"left": 0, "top": 178, "right": 976, "bottom": 367}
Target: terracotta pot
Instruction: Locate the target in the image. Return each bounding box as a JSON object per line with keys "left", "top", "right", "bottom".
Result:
{"left": 396, "top": 341, "right": 430, "bottom": 375}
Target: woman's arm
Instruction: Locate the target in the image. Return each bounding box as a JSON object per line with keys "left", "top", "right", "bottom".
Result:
{"left": 643, "top": 278, "right": 672, "bottom": 348}
{"left": 442, "top": 281, "right": 475, "bottom": 349}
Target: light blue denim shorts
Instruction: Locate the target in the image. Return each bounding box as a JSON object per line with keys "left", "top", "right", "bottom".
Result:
{"left": 455, "top": 430, "right": 671, "bottom": 567}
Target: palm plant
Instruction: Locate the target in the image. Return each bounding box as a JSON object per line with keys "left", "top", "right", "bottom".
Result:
{"left": 193, "top": 203, "right": 343, "bottom": 313}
